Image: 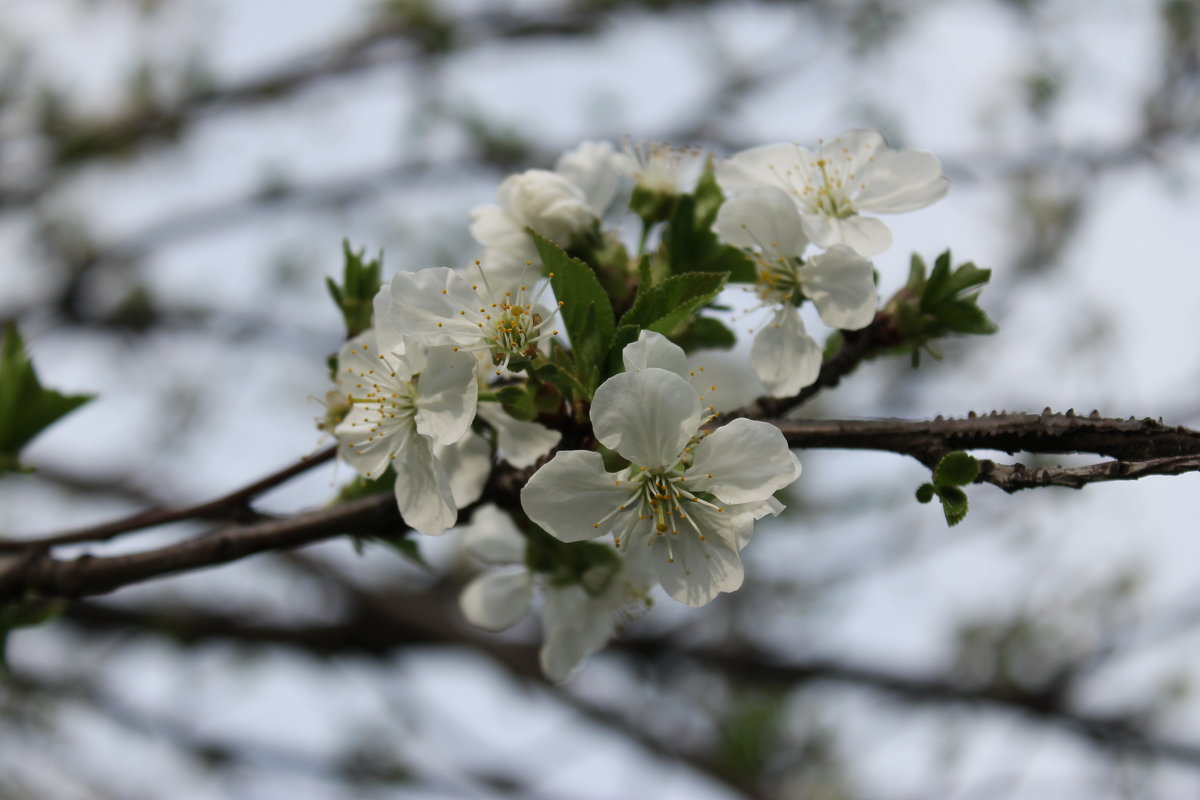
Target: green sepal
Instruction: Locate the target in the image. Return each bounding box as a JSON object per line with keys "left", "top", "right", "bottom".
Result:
{"left": 934, "top": 451, "right": 980, "bottom": 486}
{"left": 535, "top": 234, "right": 615, "bottom": 394}
{"left": 524, "top": 525, "right": 621, "bottom": 593}
{"left": 495, "top": 384, "right": 538, "bottom": 422}
{"left": 327, "top": 240, "right": 383, "bottom": 338}
{"left": 630, "top": 184, "right": 678, "bottom": 228}
{"left": 0, "top": 324, "right": 94, "bottom": 475}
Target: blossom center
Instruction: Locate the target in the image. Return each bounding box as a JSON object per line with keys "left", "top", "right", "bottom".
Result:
{"left": 803, "top": 158, "right": 856, "bottom": 219}
{"left": 754, "top": 257, "right": 805, "bottom": 307}
{"left": 342, "top": 354, "right": 419, "bottom": 475}
{"left": 589, "top": 463, "right": 724, "bottom": 564}
{"left": 453, "top": 269, "right": 563, "bottom": 374}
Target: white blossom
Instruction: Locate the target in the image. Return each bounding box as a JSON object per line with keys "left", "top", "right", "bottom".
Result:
{"left": 470, "top": 165, "right": 600, "bottom": 279}
{"left": 714, "top": 186, "right": 878, "bottom": 397}
{"left": 333, "top": 332, "right": 478, "bottom": 535}
{"left": 379, "top": 267, "right": 561, "bottom": 375}
{"left": 477, "top": 401, "right": 560, "bottom": 468}
{"left": 554, "top": 140, "right": 632, "bottom": 219}
{"left": 521, "top": 366, "right": 801, "bottom": 607}
{"left": 717, "top": 129, "right": 948, "bottom": 257}
{"left": 458, "top": 505, "right": 653, "bottom": 683}
{"left": 620, "top": 140, "right": 704, "bottom": 195}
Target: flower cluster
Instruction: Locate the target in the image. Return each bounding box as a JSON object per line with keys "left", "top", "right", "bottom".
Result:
{"left": 323, "top": 130, "right": 955, "bottom": 680}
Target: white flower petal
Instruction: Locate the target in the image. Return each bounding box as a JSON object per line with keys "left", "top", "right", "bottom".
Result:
{"left": 435, "top": 430, "right": 491, "bottom": 507}
{"left": 621, "top": 330, "right": 689, "bottom": 379}
{"left": 799, "top": 246, "right": 878, "bottom": 330}
{"left": 831, "top": 214, "right": 892, "bottom": 257}
{"left": 648, "top": 512, "right": 746, "bottom": 607}
{"left": 371, "top": 284, "right": 407, "bottom": 358}
{"left": 750, "top": 307, "right": 822, "bottom": 397}
{"left": 335, "top": 405, "right": 401, "bottom": 480}
{"left": 541, "top": 577, "right": 620, "bottom": 683}
{"left": 460, "top": 568, "right": 532, "bottom": 632}
{"left": 469, "top": 204, "right": 528, "bottom": 252}
{"left": 497, "top": 169, "right": 596, "bottom": 244}
{"left": 817, "top": 129, "right": 888, "bottom": 176}
{"left": 336, "top": 332, "right": 390, "bottom": 393}
{"left": 799, "top": 212, "right": 841, "bottom": 251}
{"left": 716, "top": 142, "right": 815, "bottom": 195}
{"left": 682, "top": 354, "right": 764, "bottom": 413}
{"left": 477, "top": 402, "right": 561, "bottom": 468}
{"left": 387, "top": 268, "right": 483, "bottom": 345}
{"left": 555, "top": 140, "right": 632, "bottom": 219}
{"left": 756, "top": 495, "right": 787, "bottom": 520}
{"left": 462, "top": 504, "right": 526, "bottom": 564}
{"left": 591, "top": 369, "right": 701, "bottom": 467}
{"left": 414, "top": 346, "right": 479, "bottom": 446}
{"left": 687, "top": 418, "right": 801, "bottom": 504}
{"left": 393, "top": 429, "right": 457, "bottom": 535}
{"left": 470, "top": 205, "right": 539, "bottom": 281}
{"left": 855, "top": 147, "right": 949, "bottom": 213}
{"left": 521, "top": 450, "right": 632, "bottom": 542}
{"left": 713, "top": 186, "right": 808, "bottom": 259}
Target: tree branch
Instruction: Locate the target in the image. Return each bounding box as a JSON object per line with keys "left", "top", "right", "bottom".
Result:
{"left": 0, "top": 489, "right": 396, "bottom": 600}
{"left": 6, "top": 410, "right": 1199, "bottom": 601}
{"left": 727, "top": 312, "right": 904, "bottom": 420}
{"left": 59, "top": 598, "right": 1200, "bottom": 772}
{"left": 0, "top": 446, "right": 337, "bottom": 553}
{"left": 774, "top": 412, "right": 1200, "bottom": 463}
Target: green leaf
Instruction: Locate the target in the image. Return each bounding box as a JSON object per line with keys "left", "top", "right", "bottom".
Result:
{"left": 923, "top": 249, "right": 954, "bottom": 306}
{"left": 327, "top": 240, "right": 383, "bottom": 338}
{"left": 606, "top": 323, "right": 643, "bottom": 374}
{"left": 0, "top": 324, "right": 93, "bottom": 474}
{"left": 936, "top": 297, "right": 998, "bottom": 335}
{"left": 536, "top": 234, "right": 615, "bottom": 393}
{"left": 620, "top": 272, "right": 728, "bottom": 335}
{"left": 936, "top": 485, "right": 969, "bottom": 527}
{"left": 933, "top": 451, "right": 980, "bottom": 487}
{"left": 915, "top": 483, "right": 936, "bottom": 503}
{"left": 334, "top": 469, "right": 395, "bottom": 504}
{"left": 691, "top": 160, "right": 726, "bottom": 228}
{"left": 662, "top": 186, "right": 758, "bottom": 283}
{"left": 637, "top": 254, "right": 654, "bottom": 290}
{"left": 371, "top": 532, "right": 429, "bottom": 568}
{"left": 670, "top": 316, "right": 737, "bottom": 353}
{"left": 907, "top": 253, "right": 928, "bottom": 289}
{"left": 535, "top": 341, "right": 589, "bottom": 403}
